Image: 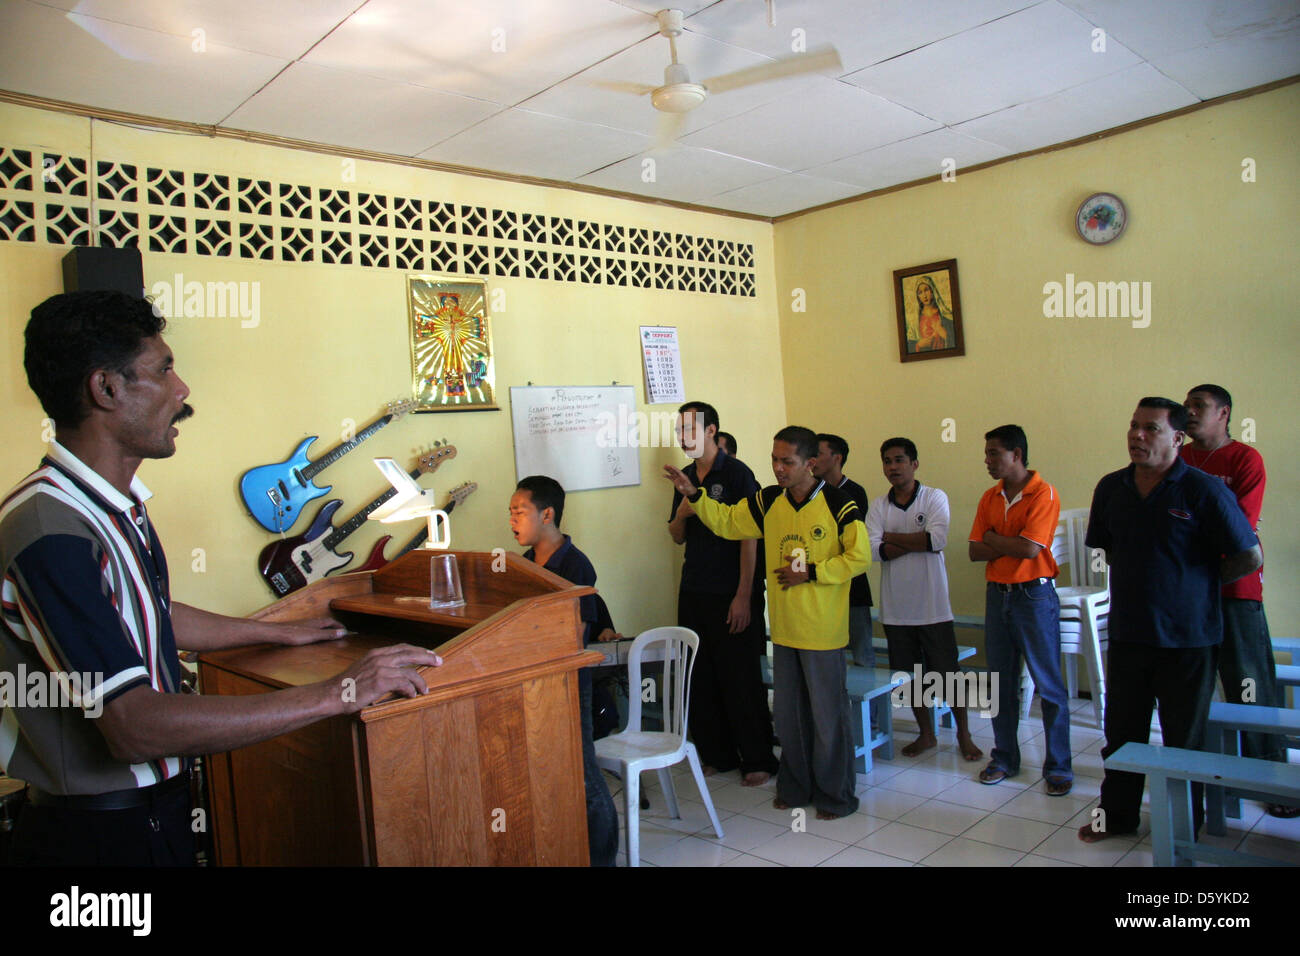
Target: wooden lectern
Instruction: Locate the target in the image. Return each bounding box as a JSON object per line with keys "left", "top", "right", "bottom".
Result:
{"left": 198, "top": 550, "right": 603, "bottom": 866}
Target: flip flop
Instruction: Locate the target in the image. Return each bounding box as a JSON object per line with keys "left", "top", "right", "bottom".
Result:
{"left": 1045, "top": 777, "right": 1072, "bottom": 796}
{"left": 978, "top": 766, "right": 1009, "bottom": 785}
{"left": 1266, "top": 803, "right": 1300, "bottom": 818}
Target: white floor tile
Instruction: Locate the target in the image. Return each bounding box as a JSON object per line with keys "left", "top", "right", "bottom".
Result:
{"left": 855, "top": 821, "right": 953, "bottom": 862}
{"left": 640, "top": 834, "right": 742, "bottom": 867}
{"left": 639, "top": 797, "right": 734, "bottom": 835}
{"left": 818, "top": 845, "right": 915, "bottom": 867}
{"left": 998, "top": 788, "right": 1094, "bottom": 826}
{"left": 1014, "top": 853, "right": 1083, "bottom": 867}
{"left": 921, "top": 836, "right": 1025, "bottom": 867}
{"left": 1032, "top": 825, "right": 1139, "bottom": 866}
{"left": 702, "top": 813, "right": 790, "bottom": 853}
{"left": 898, "top": 799, "right": 990, "bottom": 836}
{"left": 748, "top": 830, "right": 848, "bottom": 866}
{"left": 721, "top": 852, "right": 783, "bottom": 867}
{"left": 736, "top": 799, "right": 808, "bottom": 828}
{"left": 1238, "top": 833, "right": 1300, "bottom": 864}
{"left": 878, "top": 767, "right": 965, "bottom": 798}
{"left": 856, "top": 763, "right": 907, "bottom": 786}
{"left": 1071, "top": 750, "right": 1106, "bottom": 778}
{"left": 703, "top": 782, "right": 778, "bottom": 812}
{"left": 853, "top": 787, "right": 930, "bottom": 820}
{"left": 938, "top": 778, "right": 1023, "bottom": 811}
{"left": 962, "top": 813, "right": 1058, "bottom": 853}
{"left": 799, "top": 810, "right": 891, "bottom": 844}
{"left": 1248, "top": 806, "right": 1300, "bottom": 841}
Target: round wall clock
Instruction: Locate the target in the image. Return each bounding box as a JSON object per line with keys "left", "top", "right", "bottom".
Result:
{"left": 1076, "top": 192, "right": 1127, "bottom": 244}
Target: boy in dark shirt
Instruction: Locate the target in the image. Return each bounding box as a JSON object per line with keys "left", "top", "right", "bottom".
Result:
{"left": 509, "top": 475, "right": 619, "bottom": 865}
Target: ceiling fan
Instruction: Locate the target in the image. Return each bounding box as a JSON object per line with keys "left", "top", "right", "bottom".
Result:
{"left": 605, "top": 8, "right": 842, "bottom": 149}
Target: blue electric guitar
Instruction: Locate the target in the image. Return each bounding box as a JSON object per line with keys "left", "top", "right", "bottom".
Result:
{"left": 239, "top": 398, "right": 417, "bottom": 533}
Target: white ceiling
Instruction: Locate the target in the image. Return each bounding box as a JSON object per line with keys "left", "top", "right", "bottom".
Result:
{"left": 1, "top": 0, "right": 1297, "bottom": 218}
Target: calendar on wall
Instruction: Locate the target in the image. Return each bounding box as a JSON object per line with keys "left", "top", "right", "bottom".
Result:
{"left": 640, "top": 326, "right": 684, "bottom": 405}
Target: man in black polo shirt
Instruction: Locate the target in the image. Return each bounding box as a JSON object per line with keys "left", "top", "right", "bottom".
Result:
{"left": 669, "top": 402, "right": 778, "bottom": 786}
{"left": 1078, "top": 397, "right": 1260, "bottom": 844}
{"left": 1, "top": 291, "right": 441, "bottom": 866}
{"left": 811, "top": 434, "right": 874, "bottom": 667}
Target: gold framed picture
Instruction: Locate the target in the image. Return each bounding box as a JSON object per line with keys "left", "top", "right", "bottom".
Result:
{"left": 893, "top": 259, "right": 965, "bottom": 363}
{"left": 407, "top": 275, "right": 498, "bottom": 411}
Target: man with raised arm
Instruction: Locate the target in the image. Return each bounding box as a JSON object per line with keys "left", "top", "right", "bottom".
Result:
{"left": 665, "top": 426, "right": 869, "bottom": 819}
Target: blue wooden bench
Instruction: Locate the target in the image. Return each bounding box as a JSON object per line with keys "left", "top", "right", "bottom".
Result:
{"left": 845, "top": 666, "right": 915, "bottom": 773}
{"left": 1272, "top": 636, "right": 1300, "bottom": 657}
{"left": 1105, "top": 742, "right": 1300, "bottom": 866}
{"left": 1276, "top": 663, "right": 1300, "bottom": 689}
{"left": 1205, "top": 701, "right": 1300, "bottom": 833}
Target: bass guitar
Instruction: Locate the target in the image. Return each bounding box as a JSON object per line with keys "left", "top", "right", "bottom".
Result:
{"left": 257, "top": 444, "right": 456, "bottom": 597}
{"left": 351, "top": 481, "right": 479, "bottom": 573}
{"left": 240, "top": 398, "right": 417, "bottom": 533}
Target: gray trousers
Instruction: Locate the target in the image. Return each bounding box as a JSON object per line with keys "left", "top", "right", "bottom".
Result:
{"left": 773, "top": 643, "right": 860, "bottom": 816}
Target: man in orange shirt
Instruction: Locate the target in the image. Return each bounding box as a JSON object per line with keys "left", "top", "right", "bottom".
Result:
{"left": 969, "top": 425, "right": 1072, "bottom": 795}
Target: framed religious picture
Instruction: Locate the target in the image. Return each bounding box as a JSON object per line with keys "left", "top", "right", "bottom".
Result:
{"left": 407, "top": 275, "right": 498, "bottom": 411}
{"left": 893, "top": 259, "right": 965, "bottom": 363}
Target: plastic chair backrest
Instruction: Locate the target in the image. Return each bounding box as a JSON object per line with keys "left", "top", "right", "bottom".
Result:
{"left": 1051, "top": 519, "right": 1073, "bottom": 582}
{"left": 624, "top": 626, "right": 699, "bottom": 739}
{"left": 1062, "top": 507, "right": 1107, "bottom": 590}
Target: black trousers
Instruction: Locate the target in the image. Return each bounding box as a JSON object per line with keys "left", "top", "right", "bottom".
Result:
{"left": 678, "top": 589, "right": 779, "bottom": 776}
{"left": 9, "top": 781, "right": 196, "bottom": 866}
{"left": 1098, "top": 641, "right": 1218, "bottom": 836}
{"left": 579, "top": 667, "right": 619, "bottom": 867}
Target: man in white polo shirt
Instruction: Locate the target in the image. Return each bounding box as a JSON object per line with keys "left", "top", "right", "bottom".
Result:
{"left": 867, "top": 437, "right": 982, "bottom": 761}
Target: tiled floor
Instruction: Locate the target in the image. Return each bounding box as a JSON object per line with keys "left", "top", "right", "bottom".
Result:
{"left": 605, "top": 699, "right": 1300, "bottom": 867}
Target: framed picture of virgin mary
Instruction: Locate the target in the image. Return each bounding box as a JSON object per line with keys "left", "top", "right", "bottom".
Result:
{"left": 407, "top": 275, "right": 498, "bottom": 411}
{"left": 893, "top": 259, "right": 965, "bottom": 363}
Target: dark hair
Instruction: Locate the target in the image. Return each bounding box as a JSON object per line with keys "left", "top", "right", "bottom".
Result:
{"left": 984, "top": 424, "right": 1029, "bottom": 467}
{"left": 1138, "top": 397, "right": 1189, "bottom": 432}
{"left": 880, "top": 437, "right": 918, "bottom": 462}
{"left": 1188, "top": 383, "right": 1232, "bottom": 435}
{"left": 678, "top": 401, "right": 719, "bottom": 436}
{"left": 716, "top": 431, "right": 737, "bottom": 456}
{"left": 515, "top": 475, "right": 566, "bottom": 527}
{"left": 816, "top": 433, "right": 849, "bottom": 465}
{"left": 773, "top": 426, "right": 818, "bottom": 461}
{"left": 25, "top": 291, "right": 166, "bottom": 429}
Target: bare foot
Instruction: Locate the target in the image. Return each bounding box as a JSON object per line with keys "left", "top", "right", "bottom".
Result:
{"left": 900, "top": 735, "right": 938, "bottom": 758}
{"left": 702, "top": 765, "right": 717, "bottom": 777}
{"left": 741, "top": 771, "right": 771, "bottom": 787}
{"left": 773, "top": 797, "right": 791, "bottom": 810}
{"left": 958, "top": 734, "right": 984, "bottom": 761}
{"left": 816, "top": 809, "right": 849, "bottom": 820}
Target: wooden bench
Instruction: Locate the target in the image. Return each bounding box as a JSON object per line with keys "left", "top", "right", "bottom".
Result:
{"left": 1205, "top": 701, "right": 1300, "bottom": 833}
{"left": 846, "top": 667, "right": 915, "bottom": 773}
{"left": 1104, "top": 742, "right": 1300, "bottom": 866}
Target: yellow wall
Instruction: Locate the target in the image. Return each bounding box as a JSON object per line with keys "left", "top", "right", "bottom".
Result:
{"left": 775, "top": 84, "right": 1300, "bottom": 628}
{"left": 0, "top": 102, "right": 784, "bottom": 631}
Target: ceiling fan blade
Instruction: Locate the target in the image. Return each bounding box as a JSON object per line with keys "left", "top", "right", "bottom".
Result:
{"left": 653, "top": 112, "right": 686, "bottom": 151}
{"left": 593, "top": 79, "right": 658, "bottom": 96}
{"left": 701, "top": 45, "right": 841, "bottom": 95}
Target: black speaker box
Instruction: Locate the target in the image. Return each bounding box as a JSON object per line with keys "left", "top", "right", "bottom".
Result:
{"left": 61, "top": 246, "right": 145, "bottom": 297}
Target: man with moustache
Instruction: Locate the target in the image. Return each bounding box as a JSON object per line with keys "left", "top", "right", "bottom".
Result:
{"left": 1078, "top": 398, "right": 1260, "bottom": 843}
{"left": 1181, "top": 385, "right": 1293, "bottom": 817}
{"left": 1, "top": 291, "right": 441, "bottom": 866}
{"left": 667, "top": 402, "right": 777, "bottom": 785}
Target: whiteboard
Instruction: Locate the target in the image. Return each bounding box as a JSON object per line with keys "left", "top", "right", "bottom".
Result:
{"left": 509, "top": 386, "right": 641, "bottom": 493}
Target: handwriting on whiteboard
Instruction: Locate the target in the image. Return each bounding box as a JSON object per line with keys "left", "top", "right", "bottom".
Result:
{"left": 526, "top": 394, "right": 603, "bottom": 436}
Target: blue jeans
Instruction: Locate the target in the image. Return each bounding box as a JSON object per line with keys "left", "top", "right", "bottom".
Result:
{"left": 984, "top": 581, "right": 1072, "bottom": 780}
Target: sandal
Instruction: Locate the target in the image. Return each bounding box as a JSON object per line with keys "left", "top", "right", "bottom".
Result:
{"left": 978, "top": 766, "right": 1010, "bottom": 785}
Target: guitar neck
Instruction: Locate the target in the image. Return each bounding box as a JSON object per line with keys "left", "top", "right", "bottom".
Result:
{"left": 323, "top": 466, "right": 420, "bottom": 550}
{"left": 301, "top": 414, "right": 393, "bottom": 482}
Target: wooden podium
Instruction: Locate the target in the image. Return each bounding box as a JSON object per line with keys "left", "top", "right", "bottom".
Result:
{"left": 198, "top": 550, "right": 603, "bottom": 866}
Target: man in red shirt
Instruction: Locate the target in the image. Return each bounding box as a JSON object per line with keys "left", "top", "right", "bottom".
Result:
{"left": 1182, "top": 384, "right": 1293, "bottom": 818}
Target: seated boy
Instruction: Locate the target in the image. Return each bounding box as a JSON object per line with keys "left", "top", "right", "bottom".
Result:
{"left": 509, "top": 475, "right": 619, "bottom": 866}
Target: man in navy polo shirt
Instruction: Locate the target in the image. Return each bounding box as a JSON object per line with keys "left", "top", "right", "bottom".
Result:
{"left": 668, "top": 402, "right": 778, "bottom": 786}
{"left": 1078, "top": 397, "right": 1260, "bottom": 844}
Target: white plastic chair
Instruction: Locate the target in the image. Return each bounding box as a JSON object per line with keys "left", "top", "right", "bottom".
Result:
{"left": 1020, "top": 509, "right": 1110, "bottom": 726}
{"left": 593, "top": 626, "right": 725, "bottom": 867}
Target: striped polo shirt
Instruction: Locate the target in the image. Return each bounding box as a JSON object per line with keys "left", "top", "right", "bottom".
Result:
{"left": 1, "top": 441, "right": 185, "bottom": 794}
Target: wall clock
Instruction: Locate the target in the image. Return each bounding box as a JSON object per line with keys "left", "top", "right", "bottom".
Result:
{"left": 1076, "top": 192, "right": 1127, "bottom": 244}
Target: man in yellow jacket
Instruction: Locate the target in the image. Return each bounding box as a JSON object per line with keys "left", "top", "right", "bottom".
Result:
{"left": 665, "top": 426, "right": 870, "bottom": 819}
